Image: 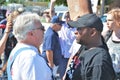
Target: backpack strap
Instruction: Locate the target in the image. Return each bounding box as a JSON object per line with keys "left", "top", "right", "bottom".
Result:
{"left": 7, "top": 47, "right": 31, "bottom": 80}
{"left": 7, "top": 47, "right": 54, "bottom": 80}
{"left": 65, "top": 45, "right": 86, "bottom": 80}
{"left": 104, "top": 30, "right": 113, "bottom": 42}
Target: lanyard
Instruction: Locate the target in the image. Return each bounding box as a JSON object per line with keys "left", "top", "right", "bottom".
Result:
{"left": 7, "top": 47, "right": 31, "bottom": 80}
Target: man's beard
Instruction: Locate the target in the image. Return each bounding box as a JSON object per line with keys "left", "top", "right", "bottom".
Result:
{"left": 76, "top": 38, "right": 86, "bottom": 46}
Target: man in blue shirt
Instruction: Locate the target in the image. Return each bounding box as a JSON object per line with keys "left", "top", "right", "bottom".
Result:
{"left": 42, "top": 16, "right": 64, "bottom": 78}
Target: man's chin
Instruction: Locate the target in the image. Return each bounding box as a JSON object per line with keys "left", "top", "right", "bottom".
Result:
{"left": 76, "top": 40, "right": 81, "bottom": 44}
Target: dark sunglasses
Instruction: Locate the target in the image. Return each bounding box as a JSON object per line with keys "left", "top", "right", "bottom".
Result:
{"left": 32, "top": 25, "right": 45, "bottom": 31}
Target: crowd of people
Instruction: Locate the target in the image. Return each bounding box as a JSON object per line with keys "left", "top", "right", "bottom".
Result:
{"left": 0, "top": 0, "right": 120, "bottom": 80}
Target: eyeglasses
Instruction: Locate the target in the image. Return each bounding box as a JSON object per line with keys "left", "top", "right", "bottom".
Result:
{"left": 32, "top": 25, "right": 45, "bottom": 31}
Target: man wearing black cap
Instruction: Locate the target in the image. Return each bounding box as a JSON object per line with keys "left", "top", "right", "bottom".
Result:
{"left": 64, "top": 14, "right": 116, "bottom": 80}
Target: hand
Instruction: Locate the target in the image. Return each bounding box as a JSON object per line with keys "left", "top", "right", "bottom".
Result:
{"left": 5, "top": 21, "right": 13, "bottom": 32}
{"left": 6, "top": 14, "right": 13, "bottom": 32}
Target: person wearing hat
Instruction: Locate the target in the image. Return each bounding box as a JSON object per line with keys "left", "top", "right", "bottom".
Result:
{"left": 58, "top": 11, "right": 76, "bottom": 79}
{"left": 64, "top": 14, "right": 116, "bottom": 80}
{"left": 0, "top": 10, "right": 21, "bottom": 77}
{"left": 42, "top": 16, "right": 64, "bottom": 78}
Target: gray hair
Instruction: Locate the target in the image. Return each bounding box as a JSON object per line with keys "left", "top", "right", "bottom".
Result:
{"left": 13, "top": 12, "right": 40, "bottom": 41}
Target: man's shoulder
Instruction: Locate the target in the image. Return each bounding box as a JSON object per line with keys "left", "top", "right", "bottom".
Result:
{"left": 85, "top": 47, "right": 107, "bottom": 55}
{"left": 88, "top": 47, "right": 109, "bottom": 58}
{"left": 45, "top": 27, "right": 55, "bottom": 35}
{"left": 83, "top": 47, "right": 109, "bottom": 63}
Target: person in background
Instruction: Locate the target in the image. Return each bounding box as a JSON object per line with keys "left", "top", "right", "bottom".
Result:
{"left": 42, "top": 16, "right": 63, "bottom": 78}
{"left": 62, "top": 15, "right": 81, "bottom": 80}
{"left": 0, "top": 12, "right": 13, "bottom": 55}
{"left": 106, "top": 8, "right": 120, "bottom": 79}
{"left": 42, "top": 0, "right": 67, "bottom": 79}
{"left": 0, "top": 10, "right": 11, "bottom": 34}
{"left": 0, "top": 9, "right": 6, "bottom": 21}
{"left": 7, "top": 12, "right": 53, "bottom": 80}
{"left": 49, "top": 0, "right": 56, "bottom": 18}
{"left": 64, "top": 14, "right": 116, "bottom": 80}
{"left": 43, "top": 9, "right": 51, "bottom": 23}
{"left": 42, "top": 0, "right": 56, "bottom": 23}
{"left": 0, "top": 10, "right": 21, "bottom": 76}
{"left": 0, "top": 13, "right": 13, "bottom": 76}
{"left": 58, "top": 11, "right": 76, "bottom": 79}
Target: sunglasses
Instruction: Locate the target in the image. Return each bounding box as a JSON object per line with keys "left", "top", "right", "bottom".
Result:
{"left": 32, "top": 25, "right": 45, "bottom": 31}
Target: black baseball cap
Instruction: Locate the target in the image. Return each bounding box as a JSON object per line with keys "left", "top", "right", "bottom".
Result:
{"left": 68, "top": 14, "right": 103, "bottom": 32}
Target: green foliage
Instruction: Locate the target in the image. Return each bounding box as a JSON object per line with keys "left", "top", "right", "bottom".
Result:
{"left": 54, "top": 0, "right": 113, "bottom": 6}
{"left": 0, "top": 0, "right": 5, "bottom": 5}
{"left": 46, "top": 0, "right": 67, "bottom": 6}
{"left": 105, "top": 0, "right": 113, "bottom": 5}
{"left": 4, "top": 0, "right": 25, "bottom": 4}
{"left": 98, "top": 0, "right": 112, "bottom": 5}
{"left": 109, "top": 0, "right": 120, "bottom": 9}
{"left": 9, "top": 0, "right": 17, "bottom": 3}
{"left": 1, "top": 0, "right": 115, "bottom": 7}
{"left": 55, "top": 0, "right": 67, "bottom": 6}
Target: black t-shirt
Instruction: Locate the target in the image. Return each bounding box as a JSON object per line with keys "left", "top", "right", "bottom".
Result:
{"left": 66, "top": 38, "right": 116, "bottom": 80}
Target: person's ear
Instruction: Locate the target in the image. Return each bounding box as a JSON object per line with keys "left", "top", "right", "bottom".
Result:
{"left": 90, "top": 28, "right": 96, "bottom": 37}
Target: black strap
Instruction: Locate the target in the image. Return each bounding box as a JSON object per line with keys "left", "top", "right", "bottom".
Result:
{"left": 104, "top": 30, "right": 113, "bottom": 42}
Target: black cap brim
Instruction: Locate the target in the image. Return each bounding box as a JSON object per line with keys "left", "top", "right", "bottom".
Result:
{"left": 67, "top": 20, "right": 85, "bottom": 28}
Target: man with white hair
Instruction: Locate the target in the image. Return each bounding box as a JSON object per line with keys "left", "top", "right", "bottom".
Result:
{"left": 7, "top": 13, "right": 53, "bottom": 80}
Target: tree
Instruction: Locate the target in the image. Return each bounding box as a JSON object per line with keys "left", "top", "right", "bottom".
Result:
{"left": 55, "top": 0, "right": 67, "bottom": 6}
{"left": 109, "top": 0, "right": 120, "bottom": 10}
{"left": 8, "top": 0, "right": 19, "bottom": 3}
{"left": 0, "top": 0, "right": 5, "bottom": 5}
{"left": 45, "top": 0, "right": 67, "bottom": 6}
{"left": 105, "top": 0, "right": 112, "bottom": 5}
